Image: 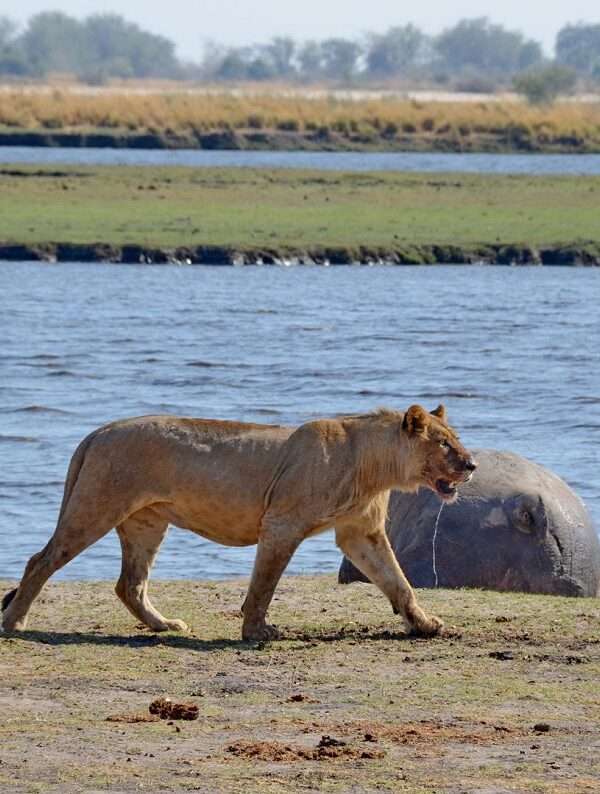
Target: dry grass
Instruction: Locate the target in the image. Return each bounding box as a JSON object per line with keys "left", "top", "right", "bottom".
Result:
{"left": 1, "top": 89, "right": 600, "bottom": 146}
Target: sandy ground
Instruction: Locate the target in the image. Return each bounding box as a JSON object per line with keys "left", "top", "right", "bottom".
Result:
{"left": 0, "top": 80, "right": 600, "bottom": 103}
{"left": 0, "top": 575, "right": 599, "bottom": 793}
{"left": 0, "top": 81, "right": 513, "bottom": 101}
{"left": 2, "top": 81, "right": 599, "bottom": 103}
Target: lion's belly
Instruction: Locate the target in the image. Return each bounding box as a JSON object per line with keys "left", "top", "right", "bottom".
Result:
{"left": 156, "top": 501, "right": 262, "bottom": 547}
{"left": 142, "top": 424, "right": 289, "bottom": 546}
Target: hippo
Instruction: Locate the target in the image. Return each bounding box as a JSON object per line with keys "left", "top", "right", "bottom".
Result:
{"left": 339, "top": 449, "right": 600, "bottom": 597}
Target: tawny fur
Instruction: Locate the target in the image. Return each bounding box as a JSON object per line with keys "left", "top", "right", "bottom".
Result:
{"left": 2, "top": 405, "right": 474, "bottom": 641}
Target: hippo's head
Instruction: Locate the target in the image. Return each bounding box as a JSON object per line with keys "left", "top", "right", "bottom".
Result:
{"left": 462, "top": 453, "right": 599, "bottom": 597}
{"left": 403, "top": 404, "right": 477, "bottom": 503}
{"left": 339, "top": 449, "right": 600, "bottom": 598}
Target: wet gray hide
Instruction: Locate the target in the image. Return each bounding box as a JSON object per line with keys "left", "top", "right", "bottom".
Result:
{"left": 339, "top": 449, "right": 600, "bottom": 597}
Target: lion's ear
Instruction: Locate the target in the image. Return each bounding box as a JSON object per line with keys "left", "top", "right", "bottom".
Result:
{"left": 431, "top": 404, "right": 448, "bottom": 424}
{"left": 403, "top": 405, "right": 429, "bottom": 436}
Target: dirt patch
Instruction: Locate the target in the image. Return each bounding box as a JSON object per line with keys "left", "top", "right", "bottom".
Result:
{"left": 287, "top": 693, "right": 320, "bottom": 703}
{"left": 148, "top": 697, "right": 199, "bottom": 721}
{"left": 106, "top": 713, "right": 159, "bottom": 724}
{"left": 304, "top": 719, "right": 524, "bottom": 747}
{"left": 226, "top": 735, "right": 385, "bottom": 762}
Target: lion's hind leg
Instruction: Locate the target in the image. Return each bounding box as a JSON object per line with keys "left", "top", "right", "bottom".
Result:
{"left": 2, "top": 509, "right": 118, "bottom": 632}
{"left": 116, "top": 509, "right": 188, "bottom": 633}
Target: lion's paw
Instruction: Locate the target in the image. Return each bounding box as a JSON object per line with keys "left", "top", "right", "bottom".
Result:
{"left": 242, "top": 621, "right": 281, "bottom": 642}
{"left": 409, "top": 614, "right": 444, "bottom": 638}
{"left": 1, "top": 617, "right": 27, "bottom": 633}
{"left": 150, "top": 618, "right": 189, "bottom": 633}
{"left": 164, "top": 619, "right": 189, "bottom": 633}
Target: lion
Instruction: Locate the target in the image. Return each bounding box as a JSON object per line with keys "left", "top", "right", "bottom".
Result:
{"left": 2, "top": 404, "right": 476, "bottom": 641}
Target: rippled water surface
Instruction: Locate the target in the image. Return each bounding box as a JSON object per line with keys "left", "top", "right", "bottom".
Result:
{"left": 1, "top": 262, "right": 598, "bottom": 581}
{"left": 3, "top": 147, "right": 600, "bottom": 174}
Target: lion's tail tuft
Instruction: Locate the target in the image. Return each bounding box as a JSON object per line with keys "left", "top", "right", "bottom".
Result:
{"left": 1, "top": 588, "right": 17, "bottom": 612}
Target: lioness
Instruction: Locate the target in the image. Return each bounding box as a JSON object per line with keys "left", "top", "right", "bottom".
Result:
{"left": 2, "top": 404, "right": 476, "bottom": 640}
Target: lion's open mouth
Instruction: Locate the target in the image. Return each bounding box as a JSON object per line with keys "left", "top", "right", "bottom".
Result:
{"left": 435, "top": 479, "right": 458, "bottom": 501}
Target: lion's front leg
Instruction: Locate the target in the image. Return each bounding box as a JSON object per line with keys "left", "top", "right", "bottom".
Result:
{"left": 335, "top": 525, "right": 443, "bottom": 638}
{"left": 242, "top": 521, "right": 303, "bottom": 641}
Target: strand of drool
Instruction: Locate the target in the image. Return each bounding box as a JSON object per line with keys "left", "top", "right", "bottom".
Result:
{"left": 432, "top": 502, "right": 445, "bottom": 588}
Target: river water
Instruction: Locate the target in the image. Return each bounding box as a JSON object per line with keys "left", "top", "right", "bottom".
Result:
{"left": 1, "top": 262, "right": 598, "bottom": 582}
{"left": 3, "top": 146, "right": 600, "bottom": 174}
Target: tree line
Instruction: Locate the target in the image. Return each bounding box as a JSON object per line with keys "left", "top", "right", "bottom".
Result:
{"left": 0, "top": 12, "right": 180, "bottom": 82}
{"left": 1, "top": 12, "right": 600, "bottom": 89}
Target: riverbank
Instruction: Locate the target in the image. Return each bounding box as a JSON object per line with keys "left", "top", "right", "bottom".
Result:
{"left": 1, "top": 576, "right": 598, "bottom": 792}
{"left": 1, "top": 165, "right": 600, "bottom": 265}
{"left": 2, "top": 240, "right": 599, "bottom": 265}
{"left": 1, "top": 127, "right": 599, "bottom": 154}
{"left": 2, "top": 91, "right": 600, "bottom": 154}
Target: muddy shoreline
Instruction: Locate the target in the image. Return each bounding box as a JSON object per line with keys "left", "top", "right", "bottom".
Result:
{"left": 2, "top": 240, "right": 600, "bottom": 265}
{"left": 1, "top": 127, "right": 598, "bottom": 154}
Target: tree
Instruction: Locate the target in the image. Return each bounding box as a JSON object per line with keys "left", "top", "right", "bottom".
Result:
{"left": 0, "top": 16, "right": 18, "bottom": 48}
{"left": 0, "top": 16, "right": 29, "bottom": 76}
{"left": 298, "top": 40, "right": 324, "bottom": 79}
{"left": 246, "top": 55, "right": 277, "bottom": 81}
{"left": 265, "top": 37, "right": 296, "bottom": 78}
{"left": 5, "top": 11, "right": 180, "bottom": 80}
{"left": 216, "top": 48, "right": 252, "bottom": 80}
{"left": 20, "top": 12, "right": 85, "bottom": 76}
{"left": 366, "top": 24, "right": 428, "bottom": 77}
{"left": 321, "top": 38, "right": 361, "bottom": 81}
{"left": 436, "top": 18, "right": 543, "bottom": 77}
{"left": 513, "top": 65, "right": 577, "bottom": 104}
{"left": 83, "top": 15, "right": 179, "bottom": 79}
{"left": 556, "top": 23, "right": 600, "bottom": 76}
{"left": 519, "top": 41, "right": 545, "bottom": 71}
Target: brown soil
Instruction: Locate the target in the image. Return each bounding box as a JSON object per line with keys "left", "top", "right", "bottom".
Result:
{"left": 300, "top": 718, "right": 525, "bottom": 746}
{"left": 226, "top": 735, "right": 385, "bottom": 762}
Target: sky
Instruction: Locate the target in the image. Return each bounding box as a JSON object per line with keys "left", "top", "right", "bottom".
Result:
{"left": 2, "top": 0, "right": 600, "bottom": 59}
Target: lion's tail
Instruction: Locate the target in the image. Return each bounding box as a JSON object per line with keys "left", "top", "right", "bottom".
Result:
{"left": 55, "top": 429, "right": 99, "bottom": 528}
{"left": 2, "top": 429, "right": 101, "bottom": 616}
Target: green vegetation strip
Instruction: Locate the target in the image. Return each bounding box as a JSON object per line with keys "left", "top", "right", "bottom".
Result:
{"left": 0, "top": 576, "right": 598, "bottom": 792}
{"left": 1, "top": 165, "right": 600, "bottom": 264}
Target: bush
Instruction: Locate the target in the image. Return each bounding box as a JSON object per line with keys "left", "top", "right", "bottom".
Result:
{"left": 276, "top": 118, "right": 300, "bottom": 132}
{"left": 454, "top": 74, "right": 498, "bottom": 94}
{"left": 513, "top": 65, "right": 577, "bottom": 105}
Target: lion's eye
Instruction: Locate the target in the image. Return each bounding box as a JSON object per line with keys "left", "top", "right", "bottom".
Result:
{"left": 439, "top": 440, "right": 450, "bottom": 450}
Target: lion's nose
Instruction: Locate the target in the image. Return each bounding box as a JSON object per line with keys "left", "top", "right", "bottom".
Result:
{"left": 465, "top": 459, "right": 477, "bottom": 472}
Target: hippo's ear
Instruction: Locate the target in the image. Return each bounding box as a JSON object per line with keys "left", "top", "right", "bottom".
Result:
{"left": 431, "top": 404, "right": 448, "bottom": 424}
{"left": 403, "top": 405, "right": 429, "bottom": 436}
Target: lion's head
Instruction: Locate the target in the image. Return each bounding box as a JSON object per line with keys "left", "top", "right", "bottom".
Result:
{"left": 403, "top": 404, "right": 476, "bottom": 503}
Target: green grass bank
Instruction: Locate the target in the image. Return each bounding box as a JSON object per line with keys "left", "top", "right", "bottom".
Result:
{"left": 0, "top": 576, "right": 598, "bottom": 792}
{"left": 1, "top": 165, "right": 600, "bottom": 264}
